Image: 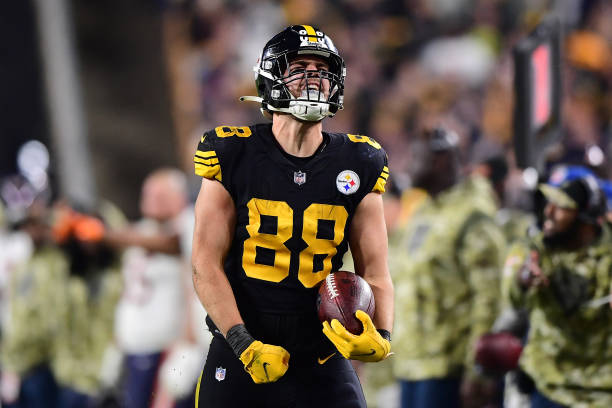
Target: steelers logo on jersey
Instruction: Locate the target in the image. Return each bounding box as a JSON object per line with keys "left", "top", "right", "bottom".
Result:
{"left": 336, "top": 170, "right": 360, "bottom": 195}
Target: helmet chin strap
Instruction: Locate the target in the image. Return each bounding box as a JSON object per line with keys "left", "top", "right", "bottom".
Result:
{"left": 239, "top": 95, "right": 334, "bottom": 122}
{"left": 239, "top": 95, "right": 264, "bottom": 103}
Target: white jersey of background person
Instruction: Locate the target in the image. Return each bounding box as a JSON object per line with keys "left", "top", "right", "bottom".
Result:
{"left": 114, "top": 169, "right": 194, "bottom": 354}
{"left": 114, "top": 208, "right": 192, "bottom": 353}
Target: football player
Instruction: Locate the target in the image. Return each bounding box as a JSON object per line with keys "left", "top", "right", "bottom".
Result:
{"left": 191, "top": 25, "right": 393, "bottom": 407}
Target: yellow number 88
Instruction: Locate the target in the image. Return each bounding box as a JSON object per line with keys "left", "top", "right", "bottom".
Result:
{"left": 347, "top": 134, "right": 381, "bottom": 149}
{"left": 242, "top": 198, "right": 348, "bottom": 288}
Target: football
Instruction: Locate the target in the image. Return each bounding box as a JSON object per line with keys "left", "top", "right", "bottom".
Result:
{"left": 474, "top": 332, "right": 523, "bottom": 374}
{"left": 317, "top": 271, "right": 375, "bottom": 335}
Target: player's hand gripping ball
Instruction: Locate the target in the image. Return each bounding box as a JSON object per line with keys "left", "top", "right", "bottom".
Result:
{"left": 318, "top": 271, "right": 390, "bottom": 362}
{"left": 317, "top": 271, "right": 375, "bottom": 334}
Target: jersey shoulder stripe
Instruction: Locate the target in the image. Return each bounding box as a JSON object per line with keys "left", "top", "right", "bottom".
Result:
{"left": 194, "top": 150, "right": 221, "bottom": 181}
{"left": 373, "top": 165, "right": 389, "bottom": 193}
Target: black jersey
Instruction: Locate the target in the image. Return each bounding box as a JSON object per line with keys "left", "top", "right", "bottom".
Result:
{"left": 194, "top": 123, "right": 388, "bottom": 350}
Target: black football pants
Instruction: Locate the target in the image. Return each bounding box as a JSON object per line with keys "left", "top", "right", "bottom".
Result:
{"left": 196, "top": 336, "right": 366, "bottom": 407}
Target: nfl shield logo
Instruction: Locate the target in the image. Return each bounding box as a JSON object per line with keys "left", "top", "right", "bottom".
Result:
{"left": 294, "top": 171, "right": 307, "bottom": 185}
{"left": 215, "top": 367, "right": 226, "bottom": 381}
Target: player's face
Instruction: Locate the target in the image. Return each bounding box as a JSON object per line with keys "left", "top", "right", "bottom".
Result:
{"left": 284, "top": 55, "right": 331, "bottom": 100}
{"left": 542, "top": 202, "right": 578, "bottom": 238}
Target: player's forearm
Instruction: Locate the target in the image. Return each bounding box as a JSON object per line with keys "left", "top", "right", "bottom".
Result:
{"left": 355, "top": 239, "right": 394, "bottom": 331}
{"left": 366, "top": 273, "right": 394, "bottom": 332}
{"left": 356, "top": 240, "right": 394, "bottom": 331}
{"left": 191, "top": 260, "right": 243, "bottom": 336}
{"left": 353, "top": 253, "right": 394, "bottom": 332}
{"left": 356, "top": 255, "right": 394, "bottom": 331}
{"left": 350, "top": 192, "right": 393, "bottom": 331}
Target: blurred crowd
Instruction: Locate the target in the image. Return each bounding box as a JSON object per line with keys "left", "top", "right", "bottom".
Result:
{"left": 163, "top": 0, "right": 612, "bottom": 187}
{"left": 0, "top": 168, "right": 209, "bottom": 408}
{"left": 2, "top": 0, "right": 612, "bottom": 407}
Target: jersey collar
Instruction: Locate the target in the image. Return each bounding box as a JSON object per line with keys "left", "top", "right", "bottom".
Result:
{"left": 256, "top": 123, "right": 340, "bottom": 171}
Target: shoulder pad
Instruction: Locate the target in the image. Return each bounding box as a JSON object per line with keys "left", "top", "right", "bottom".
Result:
{"left": 344, "top": 134, "right": 389, "bottom": 193}
{"left": 194, "top": 125, "right": 253, "bottom": 181}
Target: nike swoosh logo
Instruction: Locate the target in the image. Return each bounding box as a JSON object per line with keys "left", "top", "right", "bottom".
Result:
{"left": 317, "top": 353, "right": 336, "bottom": 365}
{"left": 354, "top": 349, "right": 376, "bottom": 357}
{"left": 263, "top": 362, "right": 270, "bottom": 381}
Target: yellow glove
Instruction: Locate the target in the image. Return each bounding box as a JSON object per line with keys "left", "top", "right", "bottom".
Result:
{"left": 239, "top": 341, "right": 290, "bottom": 384}
{"left": 322, "top": 310, "right": 391, "bottom": 362}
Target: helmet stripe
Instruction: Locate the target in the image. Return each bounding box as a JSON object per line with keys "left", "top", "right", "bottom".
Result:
{"left": 302, "top": 25, "right": 318, "bottom": 42}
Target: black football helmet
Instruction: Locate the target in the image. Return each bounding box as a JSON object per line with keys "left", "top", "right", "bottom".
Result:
{"left": 240, "top": 25, "right": 346, "bottom": 122}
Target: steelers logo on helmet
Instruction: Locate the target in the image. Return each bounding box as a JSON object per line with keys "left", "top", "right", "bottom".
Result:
{"left": 336, "top": 170, "right": 360, "bottom": 195}
{"left": 239, "top": 25, "right": 346, "bottom": 122}
{"left": 298, "top": 28, "right": 328, "bottom": 48}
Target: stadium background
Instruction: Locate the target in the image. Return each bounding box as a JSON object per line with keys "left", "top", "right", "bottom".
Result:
{"left": 1, "top": 0, "right": 612, "bottom": 407}
{"left": 2, "top": 0, "right": 611, "bottom": 216}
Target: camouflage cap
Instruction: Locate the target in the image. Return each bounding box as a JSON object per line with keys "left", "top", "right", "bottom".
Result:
{"left": 539, "top": 177, "right": 601, "bottom": 213}
{"left": 539, "top": 183, "right": 578, "bottom": 209}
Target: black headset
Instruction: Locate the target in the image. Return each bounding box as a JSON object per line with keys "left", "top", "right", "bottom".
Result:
{"left": 577, "top": 176, "right": 607, "bottom": 224}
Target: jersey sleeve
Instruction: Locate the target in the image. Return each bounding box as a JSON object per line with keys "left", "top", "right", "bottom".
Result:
{"left": 345, "top": 134, "right": 389, "bottom": 195}
{"left": 372, "top": 160, "right": 389, "bottom": 193}
{"left": 193, "top": 126, "right": 253, "bottom": 189}
{"left": 194, "top": 130, "right": 223, "bottom": 182}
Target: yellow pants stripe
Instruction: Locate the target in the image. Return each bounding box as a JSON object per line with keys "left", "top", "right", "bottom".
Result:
{"left": 195, "top": 370, "right": 203, "bottom": 408}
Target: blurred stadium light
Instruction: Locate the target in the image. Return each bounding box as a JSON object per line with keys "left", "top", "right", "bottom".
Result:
{"left": 17, "top": 140, "right": 49, "bottom": 192}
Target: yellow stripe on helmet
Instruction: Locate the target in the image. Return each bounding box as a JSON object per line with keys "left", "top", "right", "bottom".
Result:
{"left": 302, "top": 25, "right": 318, "bottom": 42}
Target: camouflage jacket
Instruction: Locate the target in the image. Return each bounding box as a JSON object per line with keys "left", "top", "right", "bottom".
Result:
{"left": 1, "top": 246, "right": 68, "bottom": 375}
{"left": 51, "top": 265, "right": 122, "bottom": 395}
{"left": 495, "top": 208, "right": 535, "bottom": 246}
{"left": 502, "top": 225, "right": 612, "bottom": 407}
{"left": 391, "top": 176, "right": 506, "bottom": 380}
